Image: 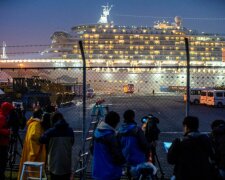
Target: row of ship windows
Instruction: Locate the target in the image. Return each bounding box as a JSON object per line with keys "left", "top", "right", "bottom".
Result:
{"left": 71, "top": 51, "right": 221, "bottom": 56}
{"left": 84, "top": 31, "right": 223, "bottom": 41}
{"left": 70, "top": 42, "right": 223, "bottom": 50}
{"left": 74, "top": 50, "right": 221, "bottom": 56}
{"left": 83, "top": 40, "right": 185, "bottom": 46}
{"left": 83, "top": 45, "right": 221, "bottom": 50}
{"left": 83, "top": 51, "right": 220, "bottom": 57}
{"left": 67, "top": 55, "right": 221, "bottom": 61}
{"left": 81, "top": 46, "right": 221, "bottom": 52}
{"left": 88, "top": 81, "right": 224, "bottom": 85}
{"left": 79, "top": 44, "right": 222, "bottom": 52}
{"left": 83, "top": 32, "right": 223, "bottom": 41}
{"left": 80, "top": 35, "right": 224, "bottom": 42}
{"left": 88, "top": 76, "right": 225, "bottom": 83}
{"left": 89, "top": 40, "right": 223, "bottom": 47}
{"left": 77, "top": 54, "right": 222, "bottom": 61}
{"left": 82, "top": 34, "right": 224, "bottom": 46}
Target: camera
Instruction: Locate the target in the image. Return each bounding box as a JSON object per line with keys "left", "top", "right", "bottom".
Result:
{"left": 141, "top": 114, "right": 160, "bottom": 143}
{"left": 12, "top": 101, "right": 24, "bottom": 110}
{"left": 141, "top": 114, "right": 165, "bottom": 176}
{"left": 8, "top": 102, "right": 27, "bottom": 132}
{"left": 141, "top": 114, "right": 159, "bottom": 124}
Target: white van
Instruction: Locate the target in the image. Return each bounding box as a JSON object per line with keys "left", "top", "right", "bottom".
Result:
{"left": 206, "top": 90, "right": 225, "bottom": 107}
{"left": 184, "top": 88, "right": 204, "bottom": 104}
{"left": 199, "top": 89, "right": 214, "bottom": 105}
{"left": 87, "top": 88, "right": 95, "bottom": 98}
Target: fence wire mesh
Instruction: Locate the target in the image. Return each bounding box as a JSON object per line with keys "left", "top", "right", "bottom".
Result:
{"left": 1, "top": 66, "right": 225, "bottom": 178}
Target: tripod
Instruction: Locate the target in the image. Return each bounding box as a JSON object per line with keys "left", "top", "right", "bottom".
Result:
{"left": 151, "top": 147, "right": 165, "bottom": 180}
{"left": 8, "top": 131, "right": 23, "bottom": 180}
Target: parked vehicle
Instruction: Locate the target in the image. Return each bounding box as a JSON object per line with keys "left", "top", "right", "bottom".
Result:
{"left": 87, "top": 88, "right": 95, "bottom": 98}
{"left": 206, "top": 90, "right": 225, "bottom": 107}
{"left": 200, "top": 88, "right": 214, "bottom": 105}
{"left": 200, "top": 89, "right": 212, "bottom": 105}
{"left": 184, "top": 88, "right": 205, "bottom": 104}
{"left": 123, "top": 84, "right": 134, "bottom": 93}
{"left": 22, "top": 91, "right": 51, "bottom": 110}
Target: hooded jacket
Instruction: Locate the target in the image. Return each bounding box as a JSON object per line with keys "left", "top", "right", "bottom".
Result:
{"left": 92, "top": 121, "right": 125, "bottom": 180}
{"left": 39, "top": 119, "right": 74, "bottom": 175}
{"left": 167, "top": 131, "right": 214, "bottom": 180}
{"left": 18, "top": 117, "right": 46, "bottom": 180}
{"left": 0, "top": 102, "right": 14, "bottom": 146}
{"left": 118, "top": 122, "right": 151, "bottom": 166}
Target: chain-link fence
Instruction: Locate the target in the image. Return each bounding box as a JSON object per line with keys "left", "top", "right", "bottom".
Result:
{"left": 1, "top": 66, "right": 225, "bottom": 178}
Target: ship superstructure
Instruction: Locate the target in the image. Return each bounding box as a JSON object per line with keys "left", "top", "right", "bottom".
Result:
{"left": 49, "top": 4, "right": 225, "bottom": 68}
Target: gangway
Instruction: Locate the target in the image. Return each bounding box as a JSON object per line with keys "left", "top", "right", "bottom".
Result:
{"left": 74, "top": 99, "right": 108, "bottom": 179}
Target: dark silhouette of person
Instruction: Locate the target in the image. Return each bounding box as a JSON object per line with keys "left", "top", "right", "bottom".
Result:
{"left": 210, "top": 119, "right": 225, "bottom": 179}
{"left": 118, "top": 110, "right": 151, "bottom": 166}
{"left": 40, "top": 112, "right": 74, "bottom": 180}
{"left": 167, "top": 116, "right": 215, "bottom": 180}
{"left": 0, "top": 102, "right": 14, "bottom": 180}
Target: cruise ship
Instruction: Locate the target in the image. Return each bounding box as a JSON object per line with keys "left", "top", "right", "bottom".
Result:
{"left": 1, "top": 5, "right": 225, "bottom": 93}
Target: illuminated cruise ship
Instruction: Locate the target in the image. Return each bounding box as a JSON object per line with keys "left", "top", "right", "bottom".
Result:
{"left": 49, "top": 5, "right": 225, "bottom": 67}
{"left": 1, "top": 5, "right": 225, "bottom": 93}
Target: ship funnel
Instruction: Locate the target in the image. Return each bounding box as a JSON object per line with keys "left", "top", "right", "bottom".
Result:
{"left": 174, "top": 16, "right": 182, "bottom": 27}
{"left": 98, "top": 4, "right": 113, "bottom": 24}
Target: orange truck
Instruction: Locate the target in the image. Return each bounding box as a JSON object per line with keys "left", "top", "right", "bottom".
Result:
{"left": 123, "top": 84, "right": 134, "bottom": 93}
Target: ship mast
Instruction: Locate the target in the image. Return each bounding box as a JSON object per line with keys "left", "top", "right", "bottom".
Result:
{"left": 98, "top": 4, "right": 113, "bottom": 24}
{"left": 1, "top": 41, "right": 8, "bottom": 59}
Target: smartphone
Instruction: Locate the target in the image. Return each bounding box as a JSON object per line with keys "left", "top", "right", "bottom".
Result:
{"left": 163, "top": 142, "right": 172, "bottom": 153}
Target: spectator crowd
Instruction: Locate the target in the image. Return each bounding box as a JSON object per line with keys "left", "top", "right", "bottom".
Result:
{"left": 0, "top": 101, "right": 225, "bottom": 180}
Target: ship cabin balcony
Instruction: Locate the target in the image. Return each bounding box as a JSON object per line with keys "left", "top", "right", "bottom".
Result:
{"left": 77, "top": 28, "right": 185, "bottom": 36}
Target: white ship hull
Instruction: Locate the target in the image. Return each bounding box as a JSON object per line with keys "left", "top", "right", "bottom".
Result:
{"left": 0, "top": 61, "right": 223, "bottom": 94}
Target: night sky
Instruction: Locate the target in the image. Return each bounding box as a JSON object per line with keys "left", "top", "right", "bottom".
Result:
{"left": 0, "top": 0, "right": 225, "bottom": 46}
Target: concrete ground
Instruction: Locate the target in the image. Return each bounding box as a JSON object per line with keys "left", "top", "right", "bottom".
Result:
{"left": 8, "top": 93, "right": 223, "bottom": 179}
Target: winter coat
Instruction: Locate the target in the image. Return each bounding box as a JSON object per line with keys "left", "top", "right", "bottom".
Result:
{"left": 118, "top": 122, "right": 151, "bottom": 166}
{"left": 18, "top": 117, "right": 46, "bottom": 180}
{"left": 92, "top": 121, "right": 125, "bottom": 180}
{"left": 167, "top": 131, "right": 215, "bottom": 180}
{"left": 40, "top": 119, "right": 74, "bottom": 175}
{"left": 0, "top": 102, "right": 13, "bottom": 146}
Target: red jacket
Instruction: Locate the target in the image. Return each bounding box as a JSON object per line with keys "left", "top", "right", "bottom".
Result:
{"left": 0, "top": 102, "right": 13, "bottom": 146}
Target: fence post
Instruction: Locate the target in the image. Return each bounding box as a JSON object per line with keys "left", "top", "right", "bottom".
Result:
{"left": 79, "top": 40, "right": 86, "bottom": 180}
{"left": 185, "top": 38, "right": 190, "bottom": 116}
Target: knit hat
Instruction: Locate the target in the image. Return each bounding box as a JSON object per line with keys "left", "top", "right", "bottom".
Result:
{"left": 1, "top": 102, "right": 14, "bottom": 116}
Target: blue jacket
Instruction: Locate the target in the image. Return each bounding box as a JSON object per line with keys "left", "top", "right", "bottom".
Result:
{"left": 92, "top": 121, "right": 125, "bottom": 180}
{"left": 40, "top": 119, "right": 74, "bottom": 175}
{"left": 118, "top": 123, "right": 151, "bottom": 166}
